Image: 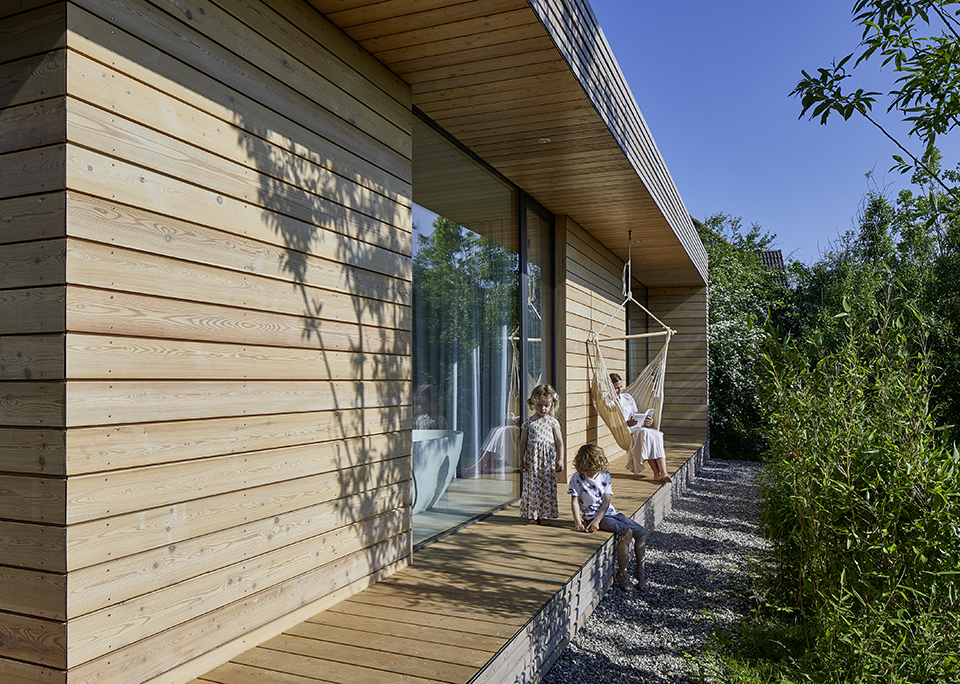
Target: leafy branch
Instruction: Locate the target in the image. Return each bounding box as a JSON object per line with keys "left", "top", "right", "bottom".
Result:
{"left": 793, "top": 0, "right": 960, "bottom": 210}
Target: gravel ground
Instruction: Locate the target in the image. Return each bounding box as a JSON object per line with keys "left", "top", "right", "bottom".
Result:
{"left": 542, "top": 459, "right": 767, "bottom": 684}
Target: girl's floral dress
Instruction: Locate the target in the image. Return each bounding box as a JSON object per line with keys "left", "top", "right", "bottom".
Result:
{"left": 519, "top": 415, "right": 560, "bottom": 520}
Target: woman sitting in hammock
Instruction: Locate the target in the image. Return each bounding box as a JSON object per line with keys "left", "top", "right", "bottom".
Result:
{"left": 609, "top": 373, "right": 672, "bottom": 484}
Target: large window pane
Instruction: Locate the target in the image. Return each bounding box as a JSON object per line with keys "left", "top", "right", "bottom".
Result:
{"left": 411, "top": 116, "right": 520, "bottom": 547}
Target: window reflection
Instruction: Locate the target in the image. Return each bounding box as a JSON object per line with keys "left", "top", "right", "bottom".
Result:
{"left": 411, "top": 116, "right": 522, "bottom": 546}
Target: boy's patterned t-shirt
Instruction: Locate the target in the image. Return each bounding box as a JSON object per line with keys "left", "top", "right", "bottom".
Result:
{"left": 567, "top": 471, "right": 619, "bottom": 519}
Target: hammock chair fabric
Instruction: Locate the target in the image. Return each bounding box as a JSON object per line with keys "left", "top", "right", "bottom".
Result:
{"left": 589, "top": 333, "right": 671, "bottom": 473}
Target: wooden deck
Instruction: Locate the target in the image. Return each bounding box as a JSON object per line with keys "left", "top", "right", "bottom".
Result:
{"left": 189, "top": 438, "right": 708, "bottom": 684}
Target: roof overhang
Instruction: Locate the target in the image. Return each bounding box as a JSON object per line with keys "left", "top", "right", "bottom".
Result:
{"left": 308, "top": 0, "right": 707, "bottom": 288}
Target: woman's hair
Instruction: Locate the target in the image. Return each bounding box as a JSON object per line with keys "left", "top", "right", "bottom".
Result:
{"left": 526, "top": 383, "right": 560, "bottom": 414}
{"left": 574, "top": 444, "right": 608, "bottom": 474}
{"left": 609, "top": 372, "right": 622, "bottom": 384}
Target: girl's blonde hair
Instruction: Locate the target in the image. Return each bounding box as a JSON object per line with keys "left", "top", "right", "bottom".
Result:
{"left": 574, "top": 444, "right": 608, "bottom": 474}
{"left": 526, "top": 383, "right": 559, "bottom": 415}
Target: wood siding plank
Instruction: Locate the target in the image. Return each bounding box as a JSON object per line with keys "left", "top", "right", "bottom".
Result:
{"left": 67, "top": 510, "right": 407, "bottom": 666}
{"left": 0, "top": 3, "right": 65, "bottom": 64}
{"left": 0, "top": 335, "right": 64, "bottom": 380}
{"left": 62, "top": 192, "right": 410, "bottom": 303}
{"left": 0, "top": 381, "right": 64, "bottom": 426}
{"left": 0, "top": 474, "right": 65, "bottom": 524}
{"left": 66, "top": 539, "right": 408, "bottom": 684}
{"left": 64, "top": 146, "right": 408, "bottom": 258}
{"left": 64, "top": 242, "right": 411, "bottom": 331}
{"left": 0, "top": 97, "right": 66, "bottom": 155}
{"left": 0, "top": 567, "right": 65, "bottom": 620}
{"left": 0, "top": 238, "right": 65, "bottom": 288}
{"left": 0, "top": 520, "right": 65, "bottom": 572}
{"left": 0, "top": 145, "right": 65, "bottom": 200}
{"left": 0, "top": 193, "right": 65, "bottom": 246}
{"left": 63, "top": 379, "right": 406, "bottom": 427}
{"left": 64, "top": 286, "right": 410, "bottom": 356}
{"left": 64, "top": 461, "right": 410, "bottom": 571}
{"left": 64, "top": 432, "right": 408, "bottom": 523}
{"left": 0, "top": 52, "right": 65, "bottom": 111}
{"left": 0, "top": 427, "right": 65, "bottom": 476}
{"left": 67, "top": 483, "right": 406, "bottom": 616}
{"left": 66, "top": 13, "right": 410, "bottom": 202}
{"left": 0, "top": 611, "right": 65, "bottom": 669}
{"left": 64, "top": 334, "right": 410, "bottom": 381}
{"left": 61, "top": 406, "right": 406, "bottom": 475}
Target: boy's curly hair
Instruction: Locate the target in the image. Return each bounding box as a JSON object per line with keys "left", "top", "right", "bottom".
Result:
{"left": 526, "top": 384, "right": 560, "bottom": 415}
{"left": 574, "top": 444, "right": 608, "bottom": 474}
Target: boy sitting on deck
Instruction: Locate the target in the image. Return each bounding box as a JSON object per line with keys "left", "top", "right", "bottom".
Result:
{"left": 568, "top": 443, "right": 648, "bottom": 594}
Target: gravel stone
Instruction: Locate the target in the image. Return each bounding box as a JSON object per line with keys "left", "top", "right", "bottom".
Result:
{"left": 542, "top": 459, "right": 767, "bottom": 684}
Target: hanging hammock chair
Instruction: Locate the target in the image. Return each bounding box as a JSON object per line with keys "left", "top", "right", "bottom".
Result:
{"left": 589, "top": 235, "right": 675, "bottom": 458}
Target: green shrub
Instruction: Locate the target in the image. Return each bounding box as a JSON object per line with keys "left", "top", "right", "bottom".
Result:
{"left": 756, "top": 302, "right": 960, "bottom": 684}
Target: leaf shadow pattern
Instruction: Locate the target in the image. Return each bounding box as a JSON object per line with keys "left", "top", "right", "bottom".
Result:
{"left": 233, "top": 90, "right": 413, "bottom": 581}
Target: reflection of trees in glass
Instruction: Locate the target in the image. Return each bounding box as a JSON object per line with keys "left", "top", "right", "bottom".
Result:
{"left": 526, "top": 266, "right": 543, "bottom": 383}
{"left": 412, "top": 216, "right": 519, "bottom": 471}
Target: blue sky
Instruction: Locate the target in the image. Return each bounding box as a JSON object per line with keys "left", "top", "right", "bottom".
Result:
{"left": 589, "top": 0, "right": 959, "bottom": 264}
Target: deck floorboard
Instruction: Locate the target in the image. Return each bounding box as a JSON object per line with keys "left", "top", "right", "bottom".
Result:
{"left": 192, "top": 437, "right": 705, "bottom": 684}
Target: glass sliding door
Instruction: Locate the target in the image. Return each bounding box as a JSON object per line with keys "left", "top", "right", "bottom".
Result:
{"left": 411, "top": 115, "right": 522, "bottom": 547}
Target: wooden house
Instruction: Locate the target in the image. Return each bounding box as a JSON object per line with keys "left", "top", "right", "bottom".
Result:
{"left": 0, "top": 0, "right": 708, "bottom": 681}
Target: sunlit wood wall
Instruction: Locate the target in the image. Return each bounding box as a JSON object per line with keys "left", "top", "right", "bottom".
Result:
{"left": 0, "top": 0, "right": 413, "bottom": 682}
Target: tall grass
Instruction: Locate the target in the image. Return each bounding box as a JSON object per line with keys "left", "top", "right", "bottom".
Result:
{"left": 755, "top": 303, "right": 960, "bottom": 683}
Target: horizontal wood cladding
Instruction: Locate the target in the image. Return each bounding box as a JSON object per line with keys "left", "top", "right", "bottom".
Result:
{"left": 0, "top": 98, "right": 66, "bottom": 156}
{"left": 60, "top": 379, "right": 405, "bottom": 427}
{"left": 0, "top": 51, "right": 66, "bottom": 115}
{"left": 59, "top": 406, "right": 406, "bottom": 475}
{"left": 0, "top": 611, "right": 65, "bottom": 669}
{"left": 0, "top": 428, "right": 66, "bottom": 476}
{"left": 65, "top": 481, "right": 408, "bottom": 616}
{"left": 0, "top": 566, "right": 65, "bottom": 620}
{"left": 3, "top": 431, "right": 408, "bottom": 526}
{"left": 64, "top": 15, "right": 407, "bottom": 203}
{"left": 65, "top": 508, "right": 407, "bottom": 667}
{"left": 63, "top": 287, "right": 409, "bottom": 356}
{"left": 3, "top": 0, "right": 418, "bottom": 678}
{"left": 69, "top": 0, "right": 409, "bottom": 155}
{"left": 62, "top": 194, "right": 411, "bottom": 309}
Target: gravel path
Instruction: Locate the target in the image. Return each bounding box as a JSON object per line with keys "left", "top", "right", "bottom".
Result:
{"left": 542, "top": 459, "right": 767, "bottom": 684}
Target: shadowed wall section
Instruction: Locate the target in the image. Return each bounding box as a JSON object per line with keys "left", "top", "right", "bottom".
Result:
{"left": 0, "top": 0, "right": 413, "bottom": 682}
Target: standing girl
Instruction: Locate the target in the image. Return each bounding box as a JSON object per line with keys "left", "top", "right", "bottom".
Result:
{"left": 518, "top": 384, "right": 565, "bottom": 525}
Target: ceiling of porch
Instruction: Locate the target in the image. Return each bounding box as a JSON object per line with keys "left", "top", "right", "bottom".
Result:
{"left": 307, "top": 0, "right": 707, "bottom": 288}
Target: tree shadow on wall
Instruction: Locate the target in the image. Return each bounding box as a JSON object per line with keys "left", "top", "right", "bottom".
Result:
{"left": 233, "top": 98, "right": 412, "bottom": 584}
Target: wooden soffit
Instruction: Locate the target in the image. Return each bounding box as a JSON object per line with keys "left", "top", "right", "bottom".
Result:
{"left": 308, "top": 0, "right": 707, "bottom": 288}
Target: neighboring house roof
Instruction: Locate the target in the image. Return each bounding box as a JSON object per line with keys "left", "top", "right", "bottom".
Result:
{"left": 759, "top": 249, "right": 784, "bottom": 271}
{"left": 311, "top": 0, "right": 707, "bottom": 288}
